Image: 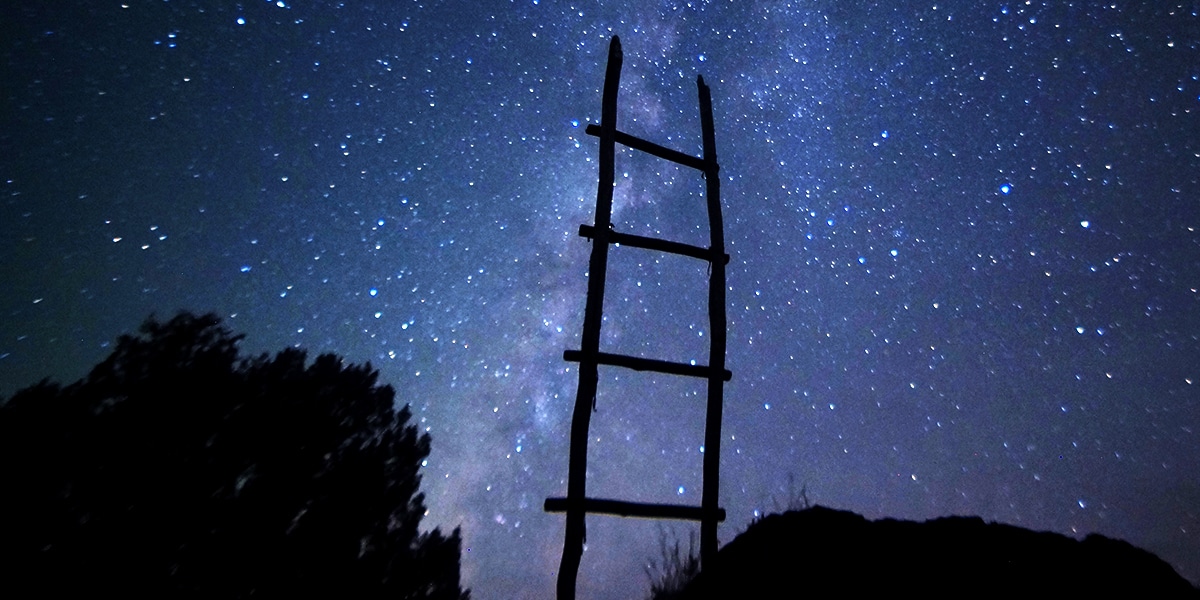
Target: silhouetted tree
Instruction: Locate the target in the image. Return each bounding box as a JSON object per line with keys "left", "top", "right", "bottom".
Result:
{"left": 0, "top": 312, "right": 468, "bottom": 599}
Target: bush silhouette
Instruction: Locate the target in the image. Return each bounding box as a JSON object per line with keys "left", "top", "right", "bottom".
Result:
{"left": 644, "top": 526, "right": 700, "bottom": 600}
{"left": 0, "top": 312, "right": 468, "bottom": 598}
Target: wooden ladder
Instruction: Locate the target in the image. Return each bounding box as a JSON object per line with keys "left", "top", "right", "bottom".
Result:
{"left": 543, "top": 35, "right": 730, "bottom": 599}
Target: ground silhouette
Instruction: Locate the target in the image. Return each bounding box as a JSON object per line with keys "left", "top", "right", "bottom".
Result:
{"left": 0, "top": 312, "right": 468, "bottom": 598}
{"left": 669, "top": 505, "right": 1198, "bottom": 598}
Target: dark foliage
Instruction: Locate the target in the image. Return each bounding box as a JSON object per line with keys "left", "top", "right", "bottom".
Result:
{"left": 676, "top": 506, "right": 1198, "bottom": 598}
{"left": 0, "top": 312, "right": 468, "bottom": 599}
{"left": 644, "top": 526, "right": 700, "bottom": 600}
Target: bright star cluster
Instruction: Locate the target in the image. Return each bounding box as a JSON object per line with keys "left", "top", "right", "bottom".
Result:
{"left": 2, "top": 2, "right": 1198, "bottom": 598}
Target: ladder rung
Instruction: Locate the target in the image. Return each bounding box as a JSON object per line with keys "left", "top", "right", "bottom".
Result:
{"left": 578, "top": 225, "right": 729, "bottom": 264}
{"left": 564, "top": 350, "right": 732, "bottom": 381}
{"left": 585, "top": 124, "right": 706, "bottom": 171}
{"left": 544, "top": 496, "right": 726, "bottom": 522}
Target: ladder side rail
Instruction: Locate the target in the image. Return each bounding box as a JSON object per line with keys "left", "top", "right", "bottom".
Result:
{"left": 557, "top": 36, "right": 622, "bottom": 600}
{"left": 698, "top": 75, "right": 727, "bottom": 570}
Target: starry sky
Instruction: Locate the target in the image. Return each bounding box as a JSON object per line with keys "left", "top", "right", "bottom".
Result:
{"left": 3, "top": 1, "right": 1199, "bottom": 597}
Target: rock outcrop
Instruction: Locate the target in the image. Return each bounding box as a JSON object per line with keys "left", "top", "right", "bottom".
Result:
{"left": 674, "top": 506, "right": 1197, "bottom": 598}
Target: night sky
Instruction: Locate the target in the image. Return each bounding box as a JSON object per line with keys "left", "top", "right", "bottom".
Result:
{"left": 3, "top": 2, "right": 1199, "bottom": 598}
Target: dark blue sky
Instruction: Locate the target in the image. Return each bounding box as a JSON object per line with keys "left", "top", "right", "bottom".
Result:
{"left": 3, "top": 2, "right": 1198, "bottom": 597}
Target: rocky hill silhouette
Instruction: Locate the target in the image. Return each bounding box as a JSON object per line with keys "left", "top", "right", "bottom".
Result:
{"left": 672, "top": 506, "right": 1198, "bottom": 598}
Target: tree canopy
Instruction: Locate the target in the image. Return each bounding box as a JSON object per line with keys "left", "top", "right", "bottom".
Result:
{"left": 0, "top": 312, "right": 468, "bottom": 598}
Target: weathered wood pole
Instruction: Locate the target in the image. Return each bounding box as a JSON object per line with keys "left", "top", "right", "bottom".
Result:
{"left": 698, "top": 74, "right": 725, "bottom": 570}
{"left": 556, "top": 35, "right": 622, "bottom": 600}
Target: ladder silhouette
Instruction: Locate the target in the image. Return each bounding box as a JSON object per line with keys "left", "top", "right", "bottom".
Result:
{"left": 543, "top": 36, "right": 729, "bottom": 599}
